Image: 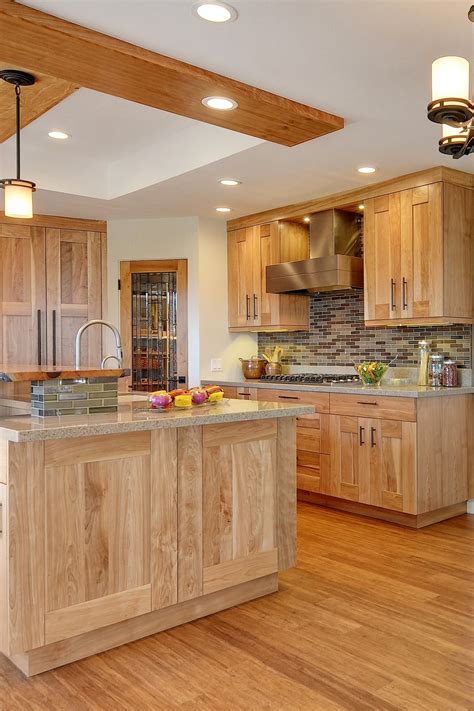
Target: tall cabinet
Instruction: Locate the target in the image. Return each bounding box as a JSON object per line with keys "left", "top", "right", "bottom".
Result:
{"left": 364, "top": 181, "right": 473, "bottom": 325}
{"left": 228, "top": 221, "right": 310, "bottom": 332}
{"left": 0, "top": 216, "right": 106, "bottom": 367}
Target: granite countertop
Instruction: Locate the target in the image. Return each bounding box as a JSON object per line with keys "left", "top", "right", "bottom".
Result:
{"left": 202, "top": 379, "right": 474, "bottom": 398}
{"left": 0, "top": 364, "right": 128, "bottom": 382}
{"left": 0, "top": 398, "right": 314, "bottom": 442}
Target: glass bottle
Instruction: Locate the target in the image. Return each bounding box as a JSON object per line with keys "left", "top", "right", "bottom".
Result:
{"left": 428, "top": 354, "right": 444, "bottom": 388}
{"left": 417, "top": 340, "right": 431, "bottom": 386}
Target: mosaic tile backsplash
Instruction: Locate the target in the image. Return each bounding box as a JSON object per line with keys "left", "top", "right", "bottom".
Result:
{"left": 258, "top": 291, "right": 472, "bottom": 368}
{"left": 31, "top": 377, "right": 119, "bottom": 417}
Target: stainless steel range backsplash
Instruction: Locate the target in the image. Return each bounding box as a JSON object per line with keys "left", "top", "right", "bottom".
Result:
{"left": 258, "top": 291, "right": 472, "bottom": 368}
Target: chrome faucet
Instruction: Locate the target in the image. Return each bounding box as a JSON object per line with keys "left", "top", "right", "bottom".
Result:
{"left": 75, "top": 320, "right": 123, "bottom": 369}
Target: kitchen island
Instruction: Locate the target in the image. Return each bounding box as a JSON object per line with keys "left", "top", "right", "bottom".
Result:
{"left": 0, "top": 398, "right": 312, "bottom": 676}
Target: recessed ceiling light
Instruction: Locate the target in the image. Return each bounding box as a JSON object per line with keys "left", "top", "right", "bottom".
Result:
{"left": 48, "top": 130, "right": 70, "bottom": 140}
{"left": 202, "top": 96, "right": 238, "bottom": 111}
{"left": 216, "top": 206, "right": 232, "bottom": 212}
{"left": 192, "top": 2, "right": 238, "bottom": 23}
{"left": 358, "top": 204, "right": 365, "bottom": 210}
{"left": 357, "top": 166, "right": 376, "bottom": 174}
{"left": 219, "top": 178, "right": 241, "bottom": 186}
{"left": 303, "top": 217, "right": 311, "bottom": 223}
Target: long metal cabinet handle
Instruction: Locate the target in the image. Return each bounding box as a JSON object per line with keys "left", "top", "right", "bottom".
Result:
{"left": 52, "top": 310, "right": 57, "bottom": 366}
{"left": 359, "top": 426, "right": 365, "bottom": 446}
{"left": 246, "top": 294, "right": 251, "bottom": 320}
{"left": 370, "top": 427, "right": 376, "bottom": 447}
{"left": 402, "top": 278, "right": 408, "bottom": 310}
{"left": 37, "top": 309, "right": 42, "bottom": 365}
{"left": 390, "top": 279, "right": 396, "bottom": 311}
{"left": 253, "top": 294, "right": 258, "bottom": 320}
{"left": 278, "top": 395, "right": 300, "bottom": 400}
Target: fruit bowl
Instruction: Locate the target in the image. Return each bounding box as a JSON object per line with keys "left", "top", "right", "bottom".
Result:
{"left": 355, "top": 361, "right": 388, "bottom": 386}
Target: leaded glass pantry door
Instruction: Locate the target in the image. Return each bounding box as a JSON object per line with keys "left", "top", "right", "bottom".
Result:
{"left": 120, "top": 260, "right": 188, "bottom": 392}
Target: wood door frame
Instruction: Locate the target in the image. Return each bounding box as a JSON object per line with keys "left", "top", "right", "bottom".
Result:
{"left": 120, "top": 259, "right": 188, "bottom": 390}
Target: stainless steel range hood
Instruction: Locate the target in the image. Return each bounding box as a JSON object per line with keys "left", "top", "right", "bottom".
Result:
{"left": 266, "top": 209, "right": 364, "bottom": 293}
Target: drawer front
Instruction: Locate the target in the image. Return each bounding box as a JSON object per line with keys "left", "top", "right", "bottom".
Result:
{"left": 329, "top": 393, "right": 416, "bottom": 421}
{"left": 257, "top": 388, "right": 330, "bottom": 413}
{"left": 297, "top": 455, "right": 330, "bottom": 493}
{"left": 297, "top": 428, "right": 320, "bottom": 453}
{"left": 297, "top": 449, "right": 321, "bottom": 470}
{"left": 222, "top": 386, "right": 238, "bottom": 399}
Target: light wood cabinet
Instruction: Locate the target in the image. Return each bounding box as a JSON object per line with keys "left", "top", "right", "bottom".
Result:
{"left": 1, "top": 418, "right": 295, "bottom": 671}
{"left": 228, "top": 221, "right": 309, "bottom": 332}
{"left": 327, "top": 414, "right": 416, "bottom": 513}
{"left": 0, "top": 217, "right": 106, "bottom": 367}
{"left": 0, "top": 224, "right": 46, "bottom": 365}
{"left": 364, "top": 182, "right": 473, "bottom": 325}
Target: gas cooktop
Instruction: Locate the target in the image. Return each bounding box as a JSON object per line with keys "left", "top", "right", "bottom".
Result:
{"left": 260, "top": 373, "right": 360, "bottom": 385}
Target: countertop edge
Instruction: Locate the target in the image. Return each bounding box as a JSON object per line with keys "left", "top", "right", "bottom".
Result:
{"left": 0, "top": 404, "right": 314, "bottom": 443}
{"left": 202, "top": 379, "right": 474, "bottom": 398}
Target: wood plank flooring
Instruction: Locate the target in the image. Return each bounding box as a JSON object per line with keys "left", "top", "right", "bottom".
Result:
{"left": 1, "top": 503, "right": 473, "bottom": 710}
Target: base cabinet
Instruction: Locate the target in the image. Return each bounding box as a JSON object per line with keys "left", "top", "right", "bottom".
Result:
{"left": 327, "top": 415, "right": 416, "bottom": 513}
{"left": 0, "top": 418, "right": 295, "bottom": 673}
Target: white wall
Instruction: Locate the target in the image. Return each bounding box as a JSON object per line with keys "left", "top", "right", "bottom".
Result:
{"left": 106, "top": 216, "right": 257, "bottom": 387}
{"left": 106, "top": 217, "right": 200, "bottom": 386}
{"left": 198, "top": 218, "right": 257, "bottom": 382}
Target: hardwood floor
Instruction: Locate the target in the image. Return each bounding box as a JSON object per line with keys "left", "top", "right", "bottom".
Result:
{"left": 1, "top": 503, "right": 473, "bottom": 710}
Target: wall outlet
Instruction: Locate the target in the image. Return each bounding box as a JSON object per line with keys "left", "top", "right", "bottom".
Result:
{"left": 210, "top": 358, "right": 222, "bottom": 372}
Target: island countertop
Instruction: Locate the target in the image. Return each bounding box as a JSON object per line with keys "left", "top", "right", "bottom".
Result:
{"left": 0, "top": 397, "right": 314, "bottom": 442}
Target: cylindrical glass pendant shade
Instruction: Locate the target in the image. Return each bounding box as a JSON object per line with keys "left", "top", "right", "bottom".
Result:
{"left": 432, "top": 56, "right": 470, "bottom": 101}
{"left": 3, "top": 180, "right": 35, "bottom": 218}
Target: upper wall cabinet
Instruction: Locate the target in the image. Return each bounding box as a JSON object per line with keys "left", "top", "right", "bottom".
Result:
{"left": 364, "top": 182, "right": 473, "bottom": 326}
{"left": 0, "top": 219, "right": 106, "bottom": 367}
{"left": 228, "top": 221, "right": 309, "bottom": 332}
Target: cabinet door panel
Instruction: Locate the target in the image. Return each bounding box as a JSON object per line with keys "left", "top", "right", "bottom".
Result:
{"left": 364, "top": 193, "right": 401, "bottom": 321}
{"left": 203, "top": 421, "right": 278, "bottom": 593}
{"left": 45, "top": 455, "right": 151, "bottom": 613}
{"left": 46, "top": 229, "right": 102, "bottom": 366}
{"left": 326, "top": 415, "right": 362, "bottom": 500}
{"left": 228, "top": 228, "right": 255, "bottom": 328}
{"left": 0, "top": 225, "right": 46, "bottom": 365}
{"left": 400, "top": 183, "right": 443, "bottom": 318}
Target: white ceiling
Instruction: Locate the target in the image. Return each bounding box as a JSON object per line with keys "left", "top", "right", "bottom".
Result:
{"left": 1, "top": 0, "right": 473, "bottom": 220}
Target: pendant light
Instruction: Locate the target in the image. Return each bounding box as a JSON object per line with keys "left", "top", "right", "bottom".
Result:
{"left": 426, "top": 7, "right": 474, "bottom": 158}
{"left": 0, "top": 69, "right": 36, "bottom": 218}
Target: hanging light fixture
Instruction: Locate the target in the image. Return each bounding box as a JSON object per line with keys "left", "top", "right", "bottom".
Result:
{"left": 0, "top": 69, "right": 36, "bottom": 218}
{"left": 426, "top": 7, "right": 474, "bottom": 158}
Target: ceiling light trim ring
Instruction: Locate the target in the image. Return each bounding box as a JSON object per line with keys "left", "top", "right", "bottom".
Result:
{"left": 192, "top": 2, "right": 238, "bottom": 23}
{"left": 202, "top": 96, "right": 238, "bottom": 111}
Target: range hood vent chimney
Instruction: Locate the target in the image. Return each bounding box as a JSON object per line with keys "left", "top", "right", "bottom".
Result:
{"left": 266, "top": 209, "right": 364, "bottom": 294}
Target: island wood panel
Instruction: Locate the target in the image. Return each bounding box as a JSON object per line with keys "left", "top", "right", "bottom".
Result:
{"left": 202, "top": 419, "right": 278, "bottom": 593}
{"left": 46, "top": 229, "right": 103, "bottom": 367}
{"left": 44, "top": 585, "right": 152, "bottom": 646}
{"left": 0, "top": 438, "right": 7, "bottom": 484}
{"left": 177, "top": 426, "right": 203, "bottom": 602}
{"left": 44, "top": 455, "right": 151, "bottom": 612}
{"left": 0, "top": 2, "right": 344, "bottom": 147}
{"left": 0, "top": 482, "right": 7, "bottom": 656}
{"left": 417, "top": 396, "right": 470, "bottom": 513}
{"left": 44, "top": 431, "right": 151, "bottom": 466}
{"left": 0, "top": 65, "right": 77, "bottom": 143}
{"left": 8, "top": 441, "right": 45, "bottom": 655}
{"left": 277, "top": 417, "right": 297, "bottom": 570}
{"left": 0, "top": 224, "right": 46, "bottom": 366}
{"left": 150, "top": 429, "right": 178, "bottom": 610}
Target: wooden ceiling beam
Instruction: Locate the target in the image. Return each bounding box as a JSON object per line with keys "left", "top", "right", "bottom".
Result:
{"left": 0, "top": 64, "right": 77, "bottom": 143}
{"left": 0, "top": 1, "right": 344, "bottom": 147}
